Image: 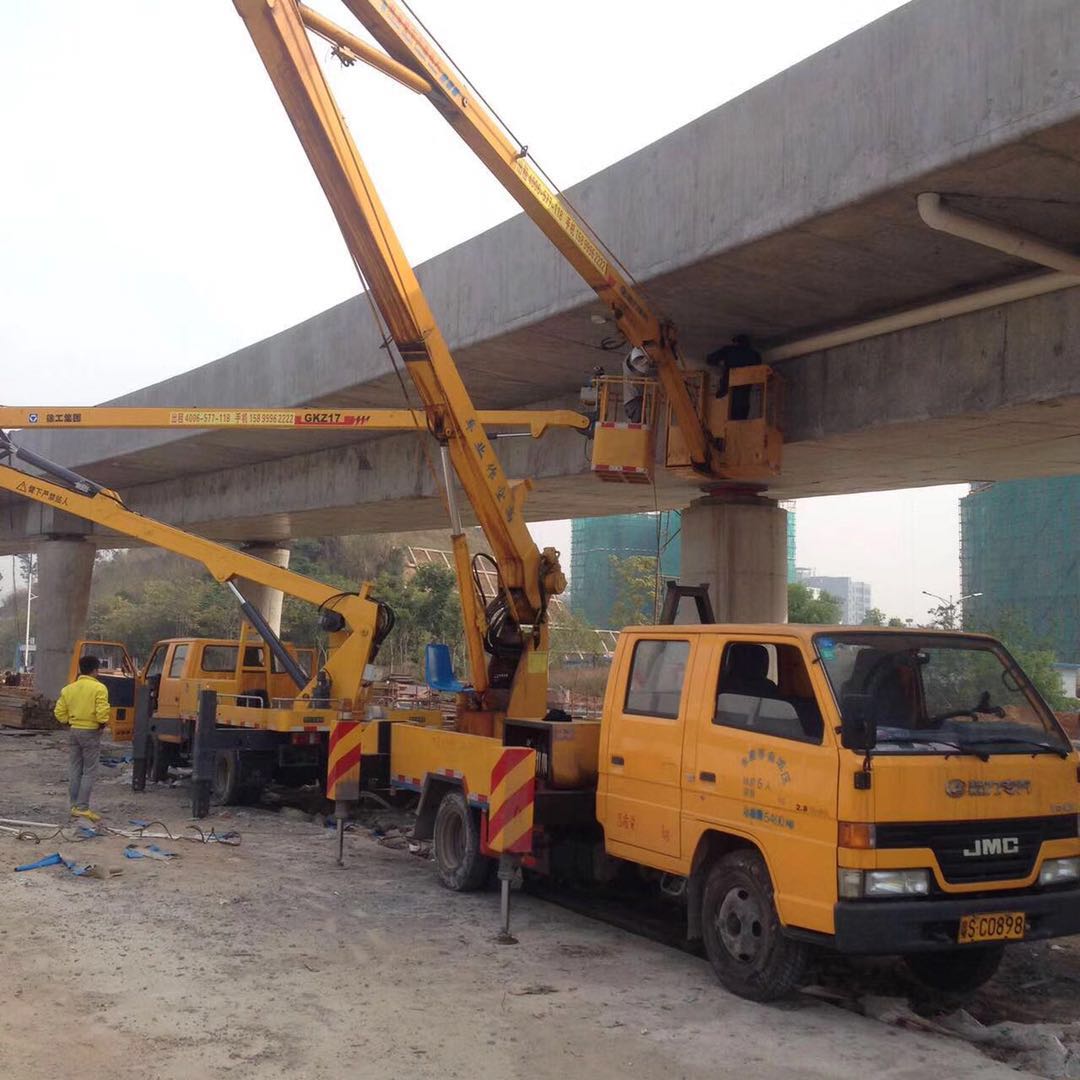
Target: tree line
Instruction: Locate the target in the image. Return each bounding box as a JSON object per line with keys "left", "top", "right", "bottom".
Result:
{"left": 0, "top": 545, "right": 1073, "bottom": 707}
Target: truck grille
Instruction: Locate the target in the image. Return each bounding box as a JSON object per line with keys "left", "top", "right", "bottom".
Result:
{"left": 876, "top": 815, "right": 1076, "bottom": 885}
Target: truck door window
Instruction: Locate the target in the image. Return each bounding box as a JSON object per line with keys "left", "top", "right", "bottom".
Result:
{"left": 202, "top": 646, "right": 239, "bottom": 673}
{"left": 83, "top": 642, "right": 133, "bottom": 676}
{"left": 715, "top": 642, "right": 823, "bottom": 743}
{"left": 167, "top": 645, "right": 189, "bottom": 679}
{"left": 624, "top": 639, "right": 690, "bottom": 718}
{"left": 144, "top": 645, "right": 167, "bottom": 679}
{"left": 243, "top": 646, "right": 265, "bottom": 668}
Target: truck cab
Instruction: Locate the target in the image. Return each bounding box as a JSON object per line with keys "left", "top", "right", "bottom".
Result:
{"left": 143, "top": 633, "right": 314, "bottom": 721}
{"left": 593, "top": 625, "right": 1080, "bottom": 1000}
{"left": 138, "top": 628, "right": 321, "bottom": 803}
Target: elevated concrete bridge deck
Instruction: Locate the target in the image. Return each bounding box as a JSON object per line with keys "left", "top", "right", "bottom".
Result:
{"left": 3, "top": 0, "right": 1080, "bottom": 553}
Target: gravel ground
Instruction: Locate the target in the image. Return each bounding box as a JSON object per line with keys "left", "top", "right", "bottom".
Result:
{"left": 0, "top": 730, "right": 1075, "bottom": 1080}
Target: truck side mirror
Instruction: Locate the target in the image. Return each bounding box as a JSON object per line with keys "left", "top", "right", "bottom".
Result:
{"left": 839, "top": 693, "right": 877, "bottom": 752}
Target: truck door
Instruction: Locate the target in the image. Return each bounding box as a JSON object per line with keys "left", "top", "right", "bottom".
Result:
{"left": 69, "top": 640, "right": 137, "bottom": 737}
{"left": 685, "top": 637, "right": 839, "bottom": 934}
{"left": 157, "top": 643, "right": 189, "bottom": 716}
{"left": 604, "top": 635, "right": 695, "bottom": 859}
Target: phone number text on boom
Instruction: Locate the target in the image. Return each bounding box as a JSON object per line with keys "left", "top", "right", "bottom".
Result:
{"left": 168, "top": 411, "right": 296, "bottom": 426}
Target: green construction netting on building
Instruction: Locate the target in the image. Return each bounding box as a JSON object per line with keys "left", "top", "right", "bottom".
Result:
{"left": 570, "top": 509, "right": 797, "bottom": 628}
{"left": 960, "top": 478, "right": 1080, "bottom": 663}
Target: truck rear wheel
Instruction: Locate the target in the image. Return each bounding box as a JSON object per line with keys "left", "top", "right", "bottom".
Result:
{"left": 701, "top": 849, "right": 808, "bottom": 1002}
{"left": 903, "top": 945, "right": 1004, "bottom": 996}
{"left": 433, "top": 790, "right": 491, "bottom": 892}
{"left": 211, "top": 750, "right": 269, "bottom": 806}
{"left": 212, "top": 750, "right": 243, "bottom": 805}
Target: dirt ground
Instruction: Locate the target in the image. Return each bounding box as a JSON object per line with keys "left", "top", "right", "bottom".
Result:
{"left": 2, "top": 731, "right": 1079, "bottom": 1080}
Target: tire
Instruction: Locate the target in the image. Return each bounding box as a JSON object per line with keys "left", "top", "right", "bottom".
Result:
{"left": 149, "top": 734, "right": 177, "bottom": 783}
{"left": 433, "top": 790, "right": 492, "bottom": 892}
{"left": 701, "top": 849, "right": 808, "bottom": 1002}
{"left": 903, "top": 945, "right": 1004, "bottom": 996}
{"left": 212, "top": 750, "right": 243, "bottom": 805}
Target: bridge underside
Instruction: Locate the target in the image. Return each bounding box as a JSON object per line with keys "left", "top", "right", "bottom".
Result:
{"left": 3, "top": 0, "right": 1080, "bottom": 552}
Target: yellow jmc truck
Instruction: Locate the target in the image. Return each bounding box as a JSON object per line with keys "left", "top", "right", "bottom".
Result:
{"left": 371, "top": 625, "right": 1080, "bottom": 1001}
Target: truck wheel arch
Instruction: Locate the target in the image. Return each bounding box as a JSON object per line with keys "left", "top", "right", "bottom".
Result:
{"left": 413, "top": 774, "right": 464, "bottom": 841}
{"left": 686, "top": 829, "right": 764, "bottom": 941}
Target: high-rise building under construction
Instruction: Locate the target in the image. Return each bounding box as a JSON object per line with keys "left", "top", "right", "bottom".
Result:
{"left": 960, "top": 478, "right": 1080, "bottom": 662}
{"left": 570, "top": 508, "right": 797, "bottom": 628}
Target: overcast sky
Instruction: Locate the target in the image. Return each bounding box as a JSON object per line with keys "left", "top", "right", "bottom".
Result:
{"left": 0, "top": 0, "right": 964, "bottom": 624}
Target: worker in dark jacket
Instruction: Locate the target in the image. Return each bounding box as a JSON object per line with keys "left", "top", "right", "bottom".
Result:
{"left": 54, "top": 655, "right": 110, "bottom": 821}
{"left": 706, "top": 334, "right": 763, "bottom": 420}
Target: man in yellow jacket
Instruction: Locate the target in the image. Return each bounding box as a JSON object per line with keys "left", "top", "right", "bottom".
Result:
{"left": 55, "top": 655, "right": 111, "bottom": 821}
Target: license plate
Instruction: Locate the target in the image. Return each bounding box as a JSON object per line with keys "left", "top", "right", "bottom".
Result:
{"left": 958, "top": 911, "right": 1026, "bottom": 944}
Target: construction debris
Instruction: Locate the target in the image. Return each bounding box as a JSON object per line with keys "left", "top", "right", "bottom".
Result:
{"left": 13, "top": 850, "right": 121, "bottom": 879}
{"left": 0, "top": 687, "right": 57, "bottom": 730}
{"left": 123, "top": 843, "right": 178, "bottom": 861}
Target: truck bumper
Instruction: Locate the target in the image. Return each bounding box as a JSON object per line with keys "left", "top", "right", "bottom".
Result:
{"left": 833, "top": 886, "right": 1080, "bottom": 954}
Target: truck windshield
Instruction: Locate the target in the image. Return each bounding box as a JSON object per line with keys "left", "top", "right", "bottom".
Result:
{"left": 814, "top": 632, "right": 1070, "bottom": 756}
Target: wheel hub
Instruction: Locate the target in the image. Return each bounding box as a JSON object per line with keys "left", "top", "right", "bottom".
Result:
{"left": 438, "top": 809, "right": 464, "bottom": 869}
{"left": 717, "top": 886, "right": 765, "bottom": 965}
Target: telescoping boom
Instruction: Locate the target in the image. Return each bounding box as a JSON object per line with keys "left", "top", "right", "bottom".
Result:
{"left": 289, "top": 0, "right": 781, "bottom": 488}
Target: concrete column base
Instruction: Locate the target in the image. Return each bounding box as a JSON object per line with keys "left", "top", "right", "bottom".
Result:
{"left": 35, "top": 537, "right": 95, "bottom": 700}
{"left": 678, "top": 496, "right": 788, "bottom": 624}
{"left": 237, "top": 543, "right": 291, "bottom": 636}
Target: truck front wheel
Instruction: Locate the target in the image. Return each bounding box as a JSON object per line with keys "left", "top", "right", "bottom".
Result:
{"left": 433, "top": 790, "right": 492, "bottom": 892}
{"left": 903, "top": 945, "right": 1004, "bottom": 996}
{"left": 701, "top": 849, "right": 808, "bottom": 1002}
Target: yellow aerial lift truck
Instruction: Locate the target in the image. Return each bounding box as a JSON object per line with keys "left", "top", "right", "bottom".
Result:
{"left": 0, "top": 401, "right": 584, "bottom": 817}
{"left": 7, "top": 0, "right": 1077, "bottom": 1003}
{"left": 227, "top": 0, "right": 1080, "bottom": 999}
{"left": 0, "top": 425, "right": 398, "bottom": 817}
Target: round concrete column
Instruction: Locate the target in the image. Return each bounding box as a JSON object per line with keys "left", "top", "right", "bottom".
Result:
{"left": 237, "top": 543, "right": 291, "bottom": 636}
{"left": 35, "top": 537, "right": 96, "bottom": 700}
{"left": 678, "top": 496, "right": 788, "bottom": 624}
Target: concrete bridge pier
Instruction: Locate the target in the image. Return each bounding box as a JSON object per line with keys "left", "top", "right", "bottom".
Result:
{"left": 35, "top": 536, "right": 96, "bottom": 700}
{"left": 679, "top": 496, "right": 788, "bottom": 624}
{"left": 237, "top": 542, "right": 292, "bottom": 637}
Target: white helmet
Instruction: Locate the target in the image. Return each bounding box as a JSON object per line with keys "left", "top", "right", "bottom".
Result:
{"left": 625, "top": 347, "right": 653, "bottom": 376}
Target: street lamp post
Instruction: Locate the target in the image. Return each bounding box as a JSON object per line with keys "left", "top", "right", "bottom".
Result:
{"left": 23, "top": 556, "right": 36, "bottom": 673}
{"left": 921, "top": 590, "right": 982, "bottom": 629}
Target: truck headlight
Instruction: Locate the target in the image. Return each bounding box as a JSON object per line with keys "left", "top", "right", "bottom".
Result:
{"left": 838, "top": 868, "right": 930, "bottom": 898}
{"left": 1039, "top": 857, "right": 1080, "bottom": 885}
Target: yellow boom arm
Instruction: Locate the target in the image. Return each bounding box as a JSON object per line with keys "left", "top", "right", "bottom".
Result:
{"left": 315, "top": 0, "right": 718, "bottom": 478}
{"left": 0, "top": 406, "right": 590, "bottom": 439}
{"left": 0, "top": 449, "right": 383, "bottom": 713}
{"left": 235, "top": 0, "right": 566, "bottom": 717}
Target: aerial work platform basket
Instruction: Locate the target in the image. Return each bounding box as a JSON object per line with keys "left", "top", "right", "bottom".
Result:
{"left": 587, "top": 365, "right": 781, "bottom": 487}
{"left": 588, "top": 375, "right": 659, "bottom": 484}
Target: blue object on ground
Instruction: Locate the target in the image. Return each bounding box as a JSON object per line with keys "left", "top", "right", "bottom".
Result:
{"left": 75, "top": 824, "right": 100, "bottom": 839}
{"left": 129, "top": 819, "right": 150, "bottom": 828}
{"left": 124, "top": 843, "right": 176, "bottom": 861}
{"left": 60, "top": 856, "right": 91, "bottom": 877}
{"left": 424, "top": 643, "right": 468, "bottom": 693}
{"left": 15, "top": 852, "right": 63, "bottom": 872}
